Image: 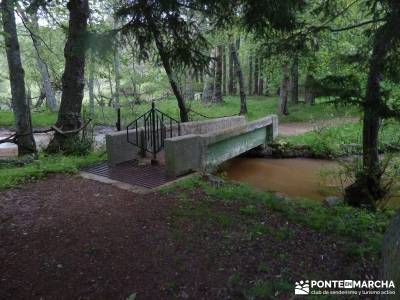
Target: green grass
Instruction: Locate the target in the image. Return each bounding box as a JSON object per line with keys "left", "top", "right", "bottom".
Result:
{"left": 1, "top": 96, "right": 359, "bottom": 128}
{"left": 165, "top": 176, "right": 393, "bottom": 298}
{"left": 0, "top": 153, "right": 105, "bottom": 189}
{"left": 0, "top": 110, "right": 57, "bottom": 128}
{"left": 283, "top": 120, "right": 400, "bottom": 156}
{"left": 166, "top": 176, "right": 393, "bottom": 260}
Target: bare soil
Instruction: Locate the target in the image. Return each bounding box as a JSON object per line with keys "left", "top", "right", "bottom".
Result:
{"left": 0, "top": 175, "right": 374, "bottom": 299}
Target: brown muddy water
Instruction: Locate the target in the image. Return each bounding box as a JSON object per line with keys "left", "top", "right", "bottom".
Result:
{"left": 220, "top": 157, "right": 400, "bottom": 207}
{"left": 220, "top": 157, "right": 340, "bottom": 201}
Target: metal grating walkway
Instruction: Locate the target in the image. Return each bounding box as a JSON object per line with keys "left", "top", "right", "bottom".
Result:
{"left": 82, "top": 160, "right": 174, "bottom": 189}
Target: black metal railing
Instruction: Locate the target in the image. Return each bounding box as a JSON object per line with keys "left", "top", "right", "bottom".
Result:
{"left": 126, "top": 102, "right": 180, "bottom": 161}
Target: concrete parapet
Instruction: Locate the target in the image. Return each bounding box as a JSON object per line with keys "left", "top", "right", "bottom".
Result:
{"left": 106, "top": 116, "right": 246, "bottom": 167}
{"left": 165, "top": 115, "right": 278, "bottom": 176}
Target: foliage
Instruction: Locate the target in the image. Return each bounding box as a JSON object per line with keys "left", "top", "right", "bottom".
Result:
{"left": 0, "top": 152, "right": 105, "bottom": 189}
{"left": 320, "top": 155, "right": 400, "bottom": 209}
{"left": 115, "top": 0, "right": 210, "bottom": 71}
{"left": 284, "top": 120, "right": 400, "bottom": 157}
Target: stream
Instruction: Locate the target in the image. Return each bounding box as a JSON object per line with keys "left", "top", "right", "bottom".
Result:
{"left": 220, "top": 157, "right": 341, "bottom": 201}
{"left": 220, "top": 157, "right": 400, "bottom": 208}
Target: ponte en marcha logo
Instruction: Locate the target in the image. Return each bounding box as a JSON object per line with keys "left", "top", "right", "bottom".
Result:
{"left": 295, "top": 280, "right": 396, "bottom": 296}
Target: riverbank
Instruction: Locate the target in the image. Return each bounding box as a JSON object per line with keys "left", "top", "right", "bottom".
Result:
{"left": 0, "top": 174, "right": 391, "bottom": 299}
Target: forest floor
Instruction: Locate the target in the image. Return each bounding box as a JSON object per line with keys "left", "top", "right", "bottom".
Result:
{"left": 0, "top": 174, "right": 387, "bottom": 300}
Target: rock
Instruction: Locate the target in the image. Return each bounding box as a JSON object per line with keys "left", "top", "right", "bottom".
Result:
{"left": 323, "top": 196, "right": 343, "bottom": 207}
{"left": 202, "top": 173, "right": 225, "bottom": 186}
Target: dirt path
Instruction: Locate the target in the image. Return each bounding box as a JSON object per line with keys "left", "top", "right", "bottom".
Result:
{"left": 279, "top": 117, "right": 358, "bottom": 136}
{"left": 0, "top": 175, "right": 374, "bottom": 299}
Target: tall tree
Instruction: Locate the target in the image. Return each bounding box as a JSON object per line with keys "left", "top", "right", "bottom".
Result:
{"left": 1, "top": 0, "right": 36, "bottom": 155}
{"left": 213, "top": 44, "right": 223, "bottom": 102}
{"left": 344, "top": 0, "right": 400, "bottom": 208}
{"left": 304, "top": 73, "right": 316, "bottom": 105}
{"left": 228, "top": 45, "right": 235, "bottom": 94}
{"left": 17, "top": 6, "right": 58, "bottom": 112}
{"left": 253, "top": 55, "right": 259, "bottom": 95}
{"left": 230, "top": 39, "right": 247, "bottom": 114}
{"left": 202, "top": 48, "right": 216, "bottom": 102}
{"left": 248, "top": 52, "right": 253, "bottom": 95}
{"left": 232, "top": 38, "right": 240, "bottom": 94}
{"left": 290, "top": 53, "right": 299, "bottom": 103}
{"left": 116, "top": 0, "right": 212, "bottom": 122}
{"left": 112, "top": 19, "right": 121, "bottom": 105}
{"left": 258, "top": 56, "right": 264, "bottom": 95}
{"left": 278, "top": 61, "right": 289, "bottom": 115}
{"left": 222, "top": 46, "right": 227, "bottom": 96}
{"left": 47, "top": 0, "right": 89, "bottom": 152}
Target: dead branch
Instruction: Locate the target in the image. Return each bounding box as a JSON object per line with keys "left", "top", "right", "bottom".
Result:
{"left": 0, "top": 119, "right": 92, "bottom": 145}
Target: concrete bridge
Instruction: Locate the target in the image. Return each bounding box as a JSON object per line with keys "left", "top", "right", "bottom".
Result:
{"left": 105, "top": 115, "right": 278, "bottom": 177}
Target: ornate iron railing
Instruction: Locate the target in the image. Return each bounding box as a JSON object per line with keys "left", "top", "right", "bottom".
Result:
{"left": 126, "top": 102, "right": 180, "bottom": 161}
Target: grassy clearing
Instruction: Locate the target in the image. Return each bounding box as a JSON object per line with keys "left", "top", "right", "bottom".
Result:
{"left": 161, "top": 176, "right": 392, "bottom": 298}
{"left": 282, "top": 120, "right": 400, "bottom": 156}
{"left": 0, "top": 153, "right": 105, "bottom": 190}
{"left": 1, "top": 96, "right": 359, "bottom": 129}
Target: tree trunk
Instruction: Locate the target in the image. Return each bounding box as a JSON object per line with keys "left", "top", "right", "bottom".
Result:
{"left": 344, "top": 14, "right": 399, "bottom": 208}
{"left": 258, "top": 57, "right": 264, "bottom": 95}
{"left": 26, "top": 84, "right": 32, "bottom": 107}
{"left": 112, "top": 20, "right": 120, "bottom": 105}
{"left": 107, "top": 65, "right": 114, "bottom": 106}
{"left": 304, "top": 73, "right": 316, "bottom": 105}
{"left": 18, "top": 6, "right": 58, "bottom": 112}
{"left": 290, "top": 54, "right": 299, "bottom": 103}
{"left": 278, "top": 62, "right": 289, "bottom": 115}
{"left": 47, "top": 0, "right": 89, "bottom": 153}
{"left": 248, "top": 53, "right": 253, "bottom": 95}
{"left": 1, "top": 0, "right": 36, "bottom": 155}
{"left": 35, "top": 86, "right": 46, "bottom": 108}
{"left": 253, "top": 55, "right": 259, "bottom": 95}
{"left": 232, "top": 38, "right": 240, "bottom": 94}
{"left": 259, "top": 78, "right": 264, "bottom": 95}
{"left": 148, "top": 17, "right": 188, "bottom": 122}
{"left": 222, "top": 47, "right": 227, "bottom": 96}
{"left": 202, "top": 48, "right": 216, "bottom": 102}
{"left": 228, "top": 45, "right": 234, "bottom": 94}
{"left": 186, "top": 69, "right": 195, "bottom": 101}
{"left": 88, "top": 49, "right": 95, "bottom": 121}
{"left": 31, "top": 16, "right": 58, "bottom": 112}
{"left": 213, "top": 45, "right": 223, "bottom": 102}
{"left": 230, "top": 41, "right": 247, "bottom": 114}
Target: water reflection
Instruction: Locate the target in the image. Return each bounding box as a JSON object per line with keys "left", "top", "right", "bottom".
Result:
{"left": 220, "top": 157, "right": 344, "bottom": 201}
